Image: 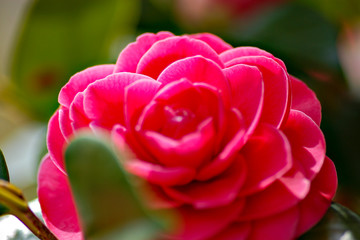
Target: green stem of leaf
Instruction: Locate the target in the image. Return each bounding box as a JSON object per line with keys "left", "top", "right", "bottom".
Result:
{"left": 0, "top": 180, "right": 58, "bottom": 240}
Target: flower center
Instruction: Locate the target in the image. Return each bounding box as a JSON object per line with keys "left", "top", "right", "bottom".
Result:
{"left": 162, "top": 107, "right": 198, "bottom": 139}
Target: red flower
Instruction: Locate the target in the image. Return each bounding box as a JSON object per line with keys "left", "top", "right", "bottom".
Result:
{"left": 38, "top": 32, "right": 337, "bottom": 240}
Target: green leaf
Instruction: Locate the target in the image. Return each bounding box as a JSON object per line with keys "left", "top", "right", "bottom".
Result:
{"left": 0, "top": 150, "right": 10, "bottom": 215}
{"left": 10, "top": 0, "right": 139, "bottom": 120}
{"left": 299, "top": 202, "right": 360, "bottom": 239}
{"left": 230, "top": 3, "right": 342, "bottom": 79}
{"left": 65, "top": 134, "right": 160, "bottom": 239}
{"left": 0, "top": 150, "right": 9, "bottom": 181}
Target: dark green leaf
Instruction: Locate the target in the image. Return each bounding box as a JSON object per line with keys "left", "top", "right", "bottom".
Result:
{"left": 300, "top": 202, "right": 360, "bottom": 239}
{"left": 65, "top": 134, "right": 160, "bottom": 239}
{"left": 229, "top": 3, "right": 342, "bottom": 79}
{"left": 0, "top": 150, "right": 9, "bottom": 181}
{"left": 0, "top": 150, "right": 10, "bottom": 216}
{"left": 10, "top": 0, "right": 139, "bottom": 120}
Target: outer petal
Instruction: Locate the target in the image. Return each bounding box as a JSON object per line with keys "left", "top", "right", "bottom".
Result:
{"left": 220, "top": 46, "right": 286, "bottom": 70}
{"left": 163, "top": 156, "right": 246, "bottom": 209}
{"left": 247, "top": 207, "right": 299, "bottom": 240}
{"left": 47, "top": 111, "right": 66, "bottom": 172}
{"left": 239, "top": 160, "right": 309, "bottom": 221}
{"left": 290, "top": 76, "right": 321, "bottom": 126}
{"left": 59, "top": 64, "right": 115, "bottom": 107}
{"left": 295, "top": 157, "right": 337, "bottom": 236}
{"left": 69, "top": 93, "right": 91, "bottom": 130}
{"left": 239, "top": 124, "right": 292, "bottom": 195}
{"left": 114, "top": 32, "right": 174, "bottom": 73}
{"left": 136, "top": 36, "right": 223, "bottom": 79}
{"left": 124, "top": 159, "right": 196, "bottom": 186}
{"left": 282, "top": 110, "right": 325, "bottom": 180}
{"left": 225, "top": 56, "right": 290, "bottom": 128}
{"left": 38, "top": 155, "right": 83, "bottom": 240}
{"left": 166, "top": 199, "right": 245, "bottom": 240}
{"left": 59, "top": 107, "right": 73, "bottom": 139}
{"left": 209, "top": 222, "right": 251, "bottom": 240}
{"left": 188, "top": 33, "right": 232, "bottom": 54}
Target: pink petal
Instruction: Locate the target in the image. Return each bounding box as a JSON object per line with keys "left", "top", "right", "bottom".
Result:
{"left": 196, "top": 108, "right": 245, "bottom": 180}
{"left": 282, "top": 110, "right": 325, "bottom": 180}
{"left": 166, "top": 199, "right": 245, "bottom": 240}
{"left": 136, "top": 36, "right": 223, "bottom": 79}
{"left": 114, "top": 32, "right": 174, "bottom": 73}
{"left": 59, "top": 64, "right": 115, "bottom": 107}
{"left": 157, "top": 56, "right": 231, "bottom": 104}
{"left": 38, "top": 155, "right": 83, "bottom": 240}
{"left": 239, "top": 124, "right": 292, "bottom": 195}
{"left": 223, "top": 64, "right": 264, "bottom": 135}
{"left": 225, "top": 56, "right": 290, "bottom": 128}
{"left": 124, "top": 159, "right": 196, "bottom": 186}
{"left": 248, "top": 207, "right": 299, "bottom": 240}
{"left": 69, "top": 93, "right": 91, "bottom": 130}
{"left": 290, "top": 76, "right": 321, "bottom": 126}
{"left": 239, "top": 160, "right": 309, "bottom": 221}
{"left": 209, "top": 222, "right": 251, "bottom": 240}
{"left": 220, "top": 46, "right": 287, "bottom": 70}
{"left": 83, "top": 73, "right": 152, "bottom": 129}
{"left": 59, "top": 107, "right": 73, "bottom": 139}
{"left": 47, "top": 111, "right": 66, "bottom": 172}
{"left": 140, "top": 117, "right": 215, "bottom": 169}
{"left": 124, "top": 79, "right": 161, "bottom": 127}
{"left": 188, "top": 33, "right": 232, "bottom": 54}
{"left": 163, "top": 156, "right": 246, "bottom": 209}
{"left": 295, "top": 157, "right": 337, "bottom": 237}
{"left": 141, "top": 184, "right": 184, "bottom": 209}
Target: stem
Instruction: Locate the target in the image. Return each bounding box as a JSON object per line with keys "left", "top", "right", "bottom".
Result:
{"left": 0, "top": 180, "right": 58, "bottom": 240}
{"left": 10, "top": 207, "right": 58, "bottom": 240}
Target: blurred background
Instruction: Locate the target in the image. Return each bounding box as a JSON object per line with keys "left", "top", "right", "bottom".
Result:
{"left": 0, "top": 0, "right": 360, "bottom": 215}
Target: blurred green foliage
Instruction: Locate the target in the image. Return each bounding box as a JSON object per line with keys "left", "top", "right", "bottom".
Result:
{"left": 9, "top": 0, "right": 139, "bottom": 121}
{"left": 0, "top": 150, "right": 10, "bottom": 215}
{"left": 65, "top": 134, "right": 163, "bottom": 239}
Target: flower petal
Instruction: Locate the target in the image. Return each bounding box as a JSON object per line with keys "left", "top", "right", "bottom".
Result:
{"left": 69, "top": 93, "right": 91, "bottom": 130}
{"left": 163, "top": 156, "right": 246, "bottom": 209}
{"left": 124, "top": 159, "right": 196, "bottom": 186}
{"left": 140, "top": 118, "right": 215, "bottom": 169}
{"left": 295, "top": 157, "right": 337, "bottom": 237}
{"left": 124, "top": 79, "right": 161, "bottom": 127}
{"left": 239, "top": 124, "right": 292, "bottom": 195}
{"left": 38, "top": 155, "right": 83, "bottom": 240}
{"left": 225, "top": 56, "right": 290, "bottom": 128}
{"left": 167, "top": 199, "right": 245, "bottom": 240}
{"left": 248, "top": 207, "right": 299, "bottom": 240}
{"left": 59, "top": 107, "right": 73, "bottom": 139}
{"left": 223, "top": 64, "right": 264, "bottom": 135}
{"left": 136, "top": 36, "right": 223, "bottom": 79}
{"left": 59, "top": 64, "right": 115, "bottom": 107}
{"left": 282, "top": 110, "right": 325, "bottom": 180}
{"left": 188, "top": 33, "right": 232, "bottom": 54}
{"left": 290, "top": 76, "right": 321, "bottom": 126}
{"left": 83, "top": 73, "right": 152, "bottom": 129}
{"left": 157, "top": 56, "right": 230, "bottom": 103}
{"left": 47, "top": 111, "right": 66, "bottom": 171}
{"left": 114, "top": 32, "right": 174, "bottom": 73}
{"left": 209, "top": 222, "right": 251, "bottom": 240}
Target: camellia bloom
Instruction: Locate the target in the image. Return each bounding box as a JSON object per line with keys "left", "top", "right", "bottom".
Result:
{"left": 38, "top": 32, "right": 337, "bottom": 240}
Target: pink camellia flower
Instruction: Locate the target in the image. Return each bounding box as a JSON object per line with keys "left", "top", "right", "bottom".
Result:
{"left": 38, "top": 32, "right": 337, "bottom": 240}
